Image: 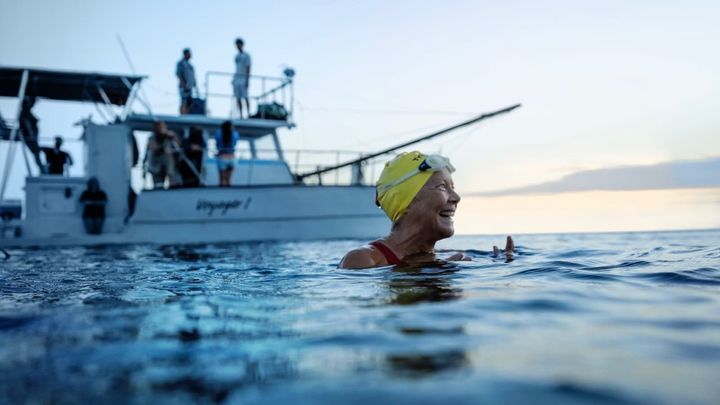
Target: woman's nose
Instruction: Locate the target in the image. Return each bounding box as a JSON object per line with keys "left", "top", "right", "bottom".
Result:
{"left": 450, "top": 188, "right": 461, "bottom": 204}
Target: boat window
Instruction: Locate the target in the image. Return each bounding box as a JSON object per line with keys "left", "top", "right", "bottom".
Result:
{"left": 252, "top": 136, "right": 281, "bottom": 160}
{"left": 131, "top": 130, "right": 153, "bottom": 191}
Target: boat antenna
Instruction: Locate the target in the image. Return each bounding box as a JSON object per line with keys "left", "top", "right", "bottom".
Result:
{"left": 116, "top": 35, "right": 154, "bottom": 116}
{"left": 117, "top": 35, "right": 138, "bottom": 75}
{"left": 295, "top": 103, "right": 521, "bottom": 181}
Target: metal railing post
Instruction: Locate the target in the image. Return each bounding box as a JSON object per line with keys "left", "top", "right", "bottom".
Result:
{"left": 1, "top": 69, "right": 31, "bottom": 201}
{"left": 289, "top": 79, "right": 294, "bottom": 118}
{"left": 335, "top": 151, "right": 340, "bottom": 184}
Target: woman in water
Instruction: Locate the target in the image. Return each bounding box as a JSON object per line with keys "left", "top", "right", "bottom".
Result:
{"left": 339, "top": 151, "right": 513, "bottom": 269}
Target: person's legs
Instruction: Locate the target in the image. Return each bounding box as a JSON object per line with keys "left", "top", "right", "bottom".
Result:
{"left": 236, "top": 98, "right": 244, "bottom": 119}
{"left": 225, "top": 168, "right": 234, "bottom": 186}
{"left": 83, "top": 217, "right": 104, "bottom": 234}
{"left": 234, "top": 81, "right": 248, "bottom": 119}
{"left": 152, "top": 171, "right": 164, "bottom": 188}
{"left": 242, "top": 97, "right": 250, "bottom": 119}
{"left": 187, "top": 159, "right": 202, "bottom": 187}
{"left": 219, "top": 169, "right": 228, "bottom": 186}
{"left": 83, "top": 217, "right": 93, "bottom": 234}
{"left": 167, "top": 155, "right": 182, "bottom": 188}
{"left": 180, "top": 89, "right": 190, "bottom": 115}
{"left": 90, "top": 218, "right": 104, "bottom": 234}
{"left": 25, "top": 139, "right": 46, "bottom": 173}
{"left": 217, "top": 158, "right": 233, "bottom": 186}
{"left": 154, "top": 158, "right": 170, "bottom": 188}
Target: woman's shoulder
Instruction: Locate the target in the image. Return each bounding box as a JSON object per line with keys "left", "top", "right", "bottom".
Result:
{"left": 338, "top": 244, "right": 387, "bottom": 269}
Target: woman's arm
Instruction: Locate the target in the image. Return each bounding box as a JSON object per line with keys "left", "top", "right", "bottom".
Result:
{"left": 441, "top": 235, "right": 515, "bottom": 262}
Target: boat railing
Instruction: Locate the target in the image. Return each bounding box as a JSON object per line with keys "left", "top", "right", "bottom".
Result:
{"left": 223, "top": 148, "right": 385, "bottom": 186}
{"left": 0, "top": 118, "right": 17, "bottom": 141}
{"left": 203, "top": 70, "right": 294, "bottom": 120}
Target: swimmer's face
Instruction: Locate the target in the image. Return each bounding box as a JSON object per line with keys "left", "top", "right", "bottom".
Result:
{"left": 403, "top": 169, "right": 460, "bottom": 240}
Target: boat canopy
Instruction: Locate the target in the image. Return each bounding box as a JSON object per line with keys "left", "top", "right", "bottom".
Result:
{"left": 0, "top": 66, "right": 145, "bottom": 105}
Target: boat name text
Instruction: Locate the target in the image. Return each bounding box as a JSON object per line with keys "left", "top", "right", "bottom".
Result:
{"left": 196, "top": 198, "right": 252, "bottom": 215}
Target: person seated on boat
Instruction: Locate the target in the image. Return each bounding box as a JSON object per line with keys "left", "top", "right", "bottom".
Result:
{"left": 79, "top": 177, "right": 108, "bottom": 235}
{"left": 214, "top": 121, "right": 239, "bottom": 187}
{"left": 19, "top": 95, "right": 46, "bottom": 173}
{"left": 146, "top": 121, "right": 181, "bottom": 189}
{"left": 178, "top": 126, "right": 206, "bottom": 188}
{"left": 40, "top": 136, "right": 73, "bottom": 175}
{"left": 339, "top": 151, "right": 514, "bottom": 269}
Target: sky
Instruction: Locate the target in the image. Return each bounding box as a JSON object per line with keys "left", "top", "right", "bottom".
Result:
{"left": 1, "top": 0, "right": 719, "bottom": 234}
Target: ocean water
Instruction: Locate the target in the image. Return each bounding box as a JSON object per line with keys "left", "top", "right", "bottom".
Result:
{"left": 1, "top": 230, "right": 719, "bottom": 404}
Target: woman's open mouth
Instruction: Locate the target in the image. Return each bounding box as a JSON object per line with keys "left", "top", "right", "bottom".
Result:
{"left": 439, "top": 209, "right": 455, "bottom": 219}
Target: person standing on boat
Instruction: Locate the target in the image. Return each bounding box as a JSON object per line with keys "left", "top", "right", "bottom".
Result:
{"left": 146, "top": 121, "right": 181, "bottom": 188}
{"left": 339, "top": 151, "right": 514, "bottom": 269}
{"left": 232, "top": 38, "right": 252, "bottom": 119}
{"left": 40, "top": 136, "right": 73, "bottom": 175}
{"left": 19, "top": 95, "right": 46, "bottom": 173}
{"left": 214, "top": 121, "right": 239, "bottom": 187}
{"left": 178, "top": 127, "right": 206, "bottom": 188}
{"left": 176, "top": 48, "right": 197, "bottom": 115}
{"left": 79, "top": 177, "right": 107, "bottom": 235}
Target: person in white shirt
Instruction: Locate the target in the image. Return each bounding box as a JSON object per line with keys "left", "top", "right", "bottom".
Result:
{"left": 232, "top": 38, "right": 252, "bottom": 119}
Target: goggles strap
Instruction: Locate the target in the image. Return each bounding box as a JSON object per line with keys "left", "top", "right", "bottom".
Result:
{"left": 376, "top": 155, "right": 454, "bottom": 196}
{"left": 377, "top": 168, "right": 421, "bottom": 195}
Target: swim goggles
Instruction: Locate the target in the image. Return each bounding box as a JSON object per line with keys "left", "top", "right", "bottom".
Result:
{"left": 376, "top": 154, "right": 456, "bottom": 196}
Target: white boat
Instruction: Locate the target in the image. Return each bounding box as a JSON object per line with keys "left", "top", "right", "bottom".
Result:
{"left": 0, "top": 67, "right": 519, "bottom": 247}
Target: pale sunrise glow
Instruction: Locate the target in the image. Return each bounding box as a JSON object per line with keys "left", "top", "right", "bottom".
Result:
{"left": 455, "top": 188, "right": 720, "bottom": 235}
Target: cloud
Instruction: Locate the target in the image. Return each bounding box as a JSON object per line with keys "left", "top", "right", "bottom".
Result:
{"left": 468, "top": 157, "right": 720, "bottom": 197}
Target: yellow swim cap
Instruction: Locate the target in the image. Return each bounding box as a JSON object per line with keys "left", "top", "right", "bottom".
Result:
{"left": 376, "top": 151, "right": 433, "bottom": 223}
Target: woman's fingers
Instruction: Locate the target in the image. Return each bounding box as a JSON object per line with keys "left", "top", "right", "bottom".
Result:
{"left": 505, "top": 236, "right": 515, "bottom": 253}
{"left": 505, "top": 235, "right": 515, "bottom": 262}
{"left": 492, "top": 236, "right": 515, "bottom": 261}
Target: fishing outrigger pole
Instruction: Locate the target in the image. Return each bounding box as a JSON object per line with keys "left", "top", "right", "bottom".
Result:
{"left": 295, "top": 103, "right": 522, "bottom": 182}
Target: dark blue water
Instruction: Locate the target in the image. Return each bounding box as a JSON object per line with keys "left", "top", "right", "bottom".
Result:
{"left": 1, "top": 230, "right": 719, "bottom": 404}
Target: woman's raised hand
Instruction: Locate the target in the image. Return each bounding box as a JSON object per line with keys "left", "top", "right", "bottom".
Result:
{"left": 492, "top": 236, "right": 515, "bottom": 262}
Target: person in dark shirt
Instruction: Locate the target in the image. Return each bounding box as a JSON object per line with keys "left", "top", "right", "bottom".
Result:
{"left": 41, "top": 136, "right": 73, "bottom": 175}
{"left": 79, "top": 177, "right": 108, "bottom": 235}
{"left": 178, "top": 126, "right": 206, "bottom": 187}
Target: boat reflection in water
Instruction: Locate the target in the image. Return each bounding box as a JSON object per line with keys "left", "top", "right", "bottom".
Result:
{"left": 384, "top": 263, "right": 469, "bottom": 377}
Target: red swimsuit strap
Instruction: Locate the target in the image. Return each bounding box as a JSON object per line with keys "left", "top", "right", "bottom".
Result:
{"left": 369, "top": 241, "right": 402, "bottom": 266}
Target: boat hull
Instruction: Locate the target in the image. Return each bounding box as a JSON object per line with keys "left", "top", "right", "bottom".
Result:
{"left": 0, "top": 185, "right": 389, "bottom": 247}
